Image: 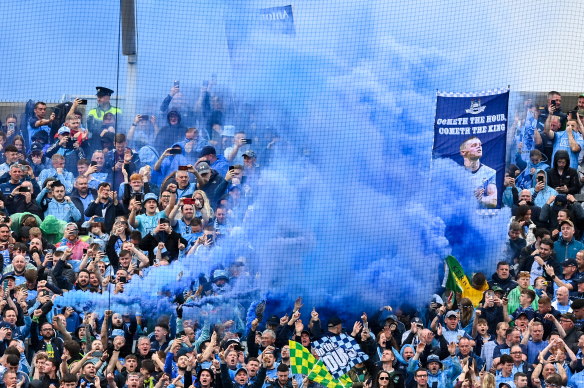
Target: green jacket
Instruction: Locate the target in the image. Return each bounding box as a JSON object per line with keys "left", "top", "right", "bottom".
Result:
{"left": 507, "top": 285, "right": 539, "bottom": 314}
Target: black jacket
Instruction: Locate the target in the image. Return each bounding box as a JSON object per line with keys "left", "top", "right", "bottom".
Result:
{"left": 140, "top": 231, "right": 187, "bottom": 264}
{"left": 547, "top": 150, "right": 580, "bottom": 194}
{"left": 488, "top": 273, "right": 518, "bottom": 294}
{"left": 84, "top": 199, "right": 127, "bottom": 233}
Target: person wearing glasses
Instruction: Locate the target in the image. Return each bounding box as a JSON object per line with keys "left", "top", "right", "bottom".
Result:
{"left": 369, "top": 370, "right": 401, "bottom": 388}
{"left": 412, "top": 369, "right": 429, "bottom": 388}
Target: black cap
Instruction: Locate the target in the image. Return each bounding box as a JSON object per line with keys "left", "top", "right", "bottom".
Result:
{"left": 200, "top": 146, "right": 217, "bottom": 158}
{"left": 30, "top": 142, "right": 44, "bottom": 153}
{"left": 267, "top": 315, "right": 279, "bottom": 327}
{"left": 96, "top": 86, "right": 114, "bottom": 97}
{"left": 327, "top": 316, "right": 342, "bottom": 328}
{"left": 31, "top": 131, "right": 49, "bottom": 144}
{"left": 1, "top": 273, "right": 16, "bottom": 281}
{"left": 563, "top": 259, "right": 578, "bottom": 267}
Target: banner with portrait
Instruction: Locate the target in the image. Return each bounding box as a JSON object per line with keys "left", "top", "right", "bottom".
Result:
{"left": 433, "top": 88, "right": 509, "bottom": 209}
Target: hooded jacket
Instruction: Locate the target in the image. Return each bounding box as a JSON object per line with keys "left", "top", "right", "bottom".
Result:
{"left": 154, "top": 111, "right": 188, "bottom": 152}
{"left": 529, "top": 169, "right": 558, "bottom": 208}
{"left": 516, "top": 159, "right": 550, "bottom": 190}
{"left": 547, "top": 150, "right": 580, "bottom": 194}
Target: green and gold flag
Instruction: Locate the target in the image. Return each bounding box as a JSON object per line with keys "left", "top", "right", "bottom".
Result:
{"left": 445, "top": 255, "right": 488, "bottom": 307}
{"left": 289, "top": 340, "right": 317, "bottom": 375}
{"left": 288, "top": 341, "right": 353, "bottom": 388}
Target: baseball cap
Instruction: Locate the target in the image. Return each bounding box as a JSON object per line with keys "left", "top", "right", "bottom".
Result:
{"left": 445, "top": 311, "right": 458, "bottom": 318}
{"left": 242, "top": 150, "right": 256, "bottom": 158}
{"left": 1, "top": 273, "right": 15, "bottom": 282}
{"left": 560, "top": 219, "right": 574, "bottom": 228}
{"left": 426, "top": 354, "right": 442, "bottom": 367}
{"left": 30, "top": 142, "right": 44, "bottom": 153}
{"left": 196, "top": 162, "right": 211, "bottom": 174}
{"left": 57, "top": 127, "right": 70, "bottom": 135}
{"left": 235, "top": 367, "right": 248, "bottom": 375}
{"left": 143, "top": 193, "right": 158, "bottom": 203}
{"left": 563, "top": 259, "right": 578, "bottom": 267}
{"left": 327, "top": 316, "right": 342, "bottom": 328}
{"left": 267, "top": 315, "right": 279, "bottom": 327}
{"left": 411, "top": 317, "right": 423, "bottom": 326}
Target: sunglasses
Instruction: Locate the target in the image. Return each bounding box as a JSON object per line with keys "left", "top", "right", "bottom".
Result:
{"left": 378, "top": 377, "right": 389, "bottom": 381}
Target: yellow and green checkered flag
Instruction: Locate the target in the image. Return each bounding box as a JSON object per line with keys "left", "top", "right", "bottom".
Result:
{"left": 288, "top": 341, "right": 352, "bottom": 388}
{"left": 308, "top": 360, "right": 353, "bottom": 388}
{"left": 289, "top": 340, "right": 317, "bottom": 375}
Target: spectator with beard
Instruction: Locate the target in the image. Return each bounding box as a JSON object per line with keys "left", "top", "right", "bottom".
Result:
{"left": 518, "top": 228, "right": 551, "bottom": 273}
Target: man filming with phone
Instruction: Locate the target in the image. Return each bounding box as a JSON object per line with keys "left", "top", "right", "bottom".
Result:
{"left": 26, "top": 102, "right": 55, "bottom": 148}
{"left": 5, "top": 180, "right": 41, "bottom": 217}
{"left": 84, "top": 182, "right": 125, "bottom": 233}
{"left": 538, "top": 91, "right": 567, "bottom": 131}
{"left": 45, "top": 116, "right": 85, "bottom": 174}
{"left": 224, "top": 131, "right": 251, "bottom": 165}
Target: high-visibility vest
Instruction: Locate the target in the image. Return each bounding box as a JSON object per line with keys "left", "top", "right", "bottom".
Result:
{"left": 88, "top": 105, "right": 122, "bottom": 121}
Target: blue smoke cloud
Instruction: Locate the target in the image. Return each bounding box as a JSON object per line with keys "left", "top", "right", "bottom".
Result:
{"left": 54, "top": 0, "right": 511, "bottom": 323}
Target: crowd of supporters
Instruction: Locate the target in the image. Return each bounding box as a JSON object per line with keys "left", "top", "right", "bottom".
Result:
{"left": 2, "top": 85, "right": 584, "bottom": 388}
